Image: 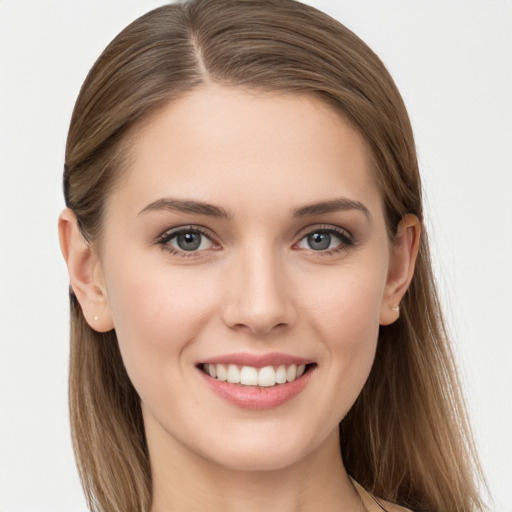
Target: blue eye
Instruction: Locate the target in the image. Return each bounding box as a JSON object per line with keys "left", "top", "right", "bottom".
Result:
{"left": 306, "top": 232, "right": 333, "bottom": 250}
{"left": 174, "top": 232, "right": 205, "bottom": 251}
{"left": 297, "top": 228, "right": 353, "bottom": 252}
{"left": 159, "top": 227, "right": 215, "bottom": 254}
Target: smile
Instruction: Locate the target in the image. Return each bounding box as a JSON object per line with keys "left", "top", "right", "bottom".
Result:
{"left": 197, "top": 354, "right": 317, "bottom": 409}
{"left": 201, "top": 363, "right": 310, "bottom": 387}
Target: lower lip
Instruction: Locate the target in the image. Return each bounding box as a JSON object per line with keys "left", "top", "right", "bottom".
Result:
{"left": 199, "top": 367, "right": 314, "bottom": 410}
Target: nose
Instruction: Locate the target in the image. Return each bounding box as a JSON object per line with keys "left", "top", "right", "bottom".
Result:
{"left": 221, "top": 245, "right": 296, "bottom": 336}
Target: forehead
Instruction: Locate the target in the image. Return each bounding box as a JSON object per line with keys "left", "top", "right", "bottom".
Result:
{"left": 110, "top": 84, "right": 383, "bottom": 220}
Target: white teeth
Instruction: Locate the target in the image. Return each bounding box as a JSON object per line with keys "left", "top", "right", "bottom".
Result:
{"left": 240, "top": 366, "right": 258, "bottom": 385}
{"left": 227, "top": 364, "right": 241, "bottom": 384}
{"left": 275, "top": 365, "right": 287, "bottom": 384}
{"left": 203, "top": 362, "right": 310, "bottom": 387}
{"left": 216, "top": 364, "right": 227, "bottom": 381}
{"left": 258, "top": 366, "right": 276, "bottom": 387}
{"left": 286, "top": 365, "right": 297, "bottom": 382}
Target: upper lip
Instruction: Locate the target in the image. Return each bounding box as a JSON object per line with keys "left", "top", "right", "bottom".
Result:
{"left": 199, "top": 352, "right": 314, "bottom": 368}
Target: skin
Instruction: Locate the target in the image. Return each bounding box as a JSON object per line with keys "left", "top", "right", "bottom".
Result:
{"left": 59, "top": 84, "right": 419, "bottom": 512}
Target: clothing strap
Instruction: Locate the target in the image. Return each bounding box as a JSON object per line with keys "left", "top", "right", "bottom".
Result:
{"left": 349, "top": 476, "right": 390, "bottom": 512}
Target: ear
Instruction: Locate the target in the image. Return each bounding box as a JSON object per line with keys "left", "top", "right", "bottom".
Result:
{"left": 379, "top": 214, "right": 421, "bottom": 326}
{"left": 58, "top": 208, "right": 114, "bottom": 332}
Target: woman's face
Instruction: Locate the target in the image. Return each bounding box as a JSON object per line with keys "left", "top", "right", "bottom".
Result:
{"left": 96, "top": 85, "right": 403, "bottom": 471}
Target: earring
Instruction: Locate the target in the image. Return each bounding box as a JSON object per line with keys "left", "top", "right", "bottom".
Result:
{"left": 94, "top": 315, "right": 99, "bottom": 321}
{"left": 390, "top": 305, "right": 400, "bottom": 313}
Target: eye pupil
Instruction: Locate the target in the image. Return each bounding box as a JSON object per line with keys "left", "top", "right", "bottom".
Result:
{"left": 177, "top": 232, "right": 201, "bottom": 251}
{"left": 308, "top": 232, "right": 331, "bottom": 250}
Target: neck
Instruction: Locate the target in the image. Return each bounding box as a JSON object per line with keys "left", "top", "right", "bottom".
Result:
{"left": 148, "top": 425, "right": 363, "bottom": 512}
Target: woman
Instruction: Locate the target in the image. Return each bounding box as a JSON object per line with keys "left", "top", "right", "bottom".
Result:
{"left": 58, "top": 0, "right": 485, "bottom": 511}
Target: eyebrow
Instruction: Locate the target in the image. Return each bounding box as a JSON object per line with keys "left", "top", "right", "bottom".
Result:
{"left": 138, "top": 197, "right": 371, "bottom": 221}
{"left": 138, "top": 198, "right": 231, "bottom": 218}
{"left": 292, "top": 198, "right": 372, "bottom": 220}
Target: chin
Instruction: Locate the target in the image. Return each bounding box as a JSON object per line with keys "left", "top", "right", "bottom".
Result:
{"left": 206, "top": 446, "right": 306, "bottom": 472}
{"left": 196, "top": 424, "right": 330, "bottom": 473}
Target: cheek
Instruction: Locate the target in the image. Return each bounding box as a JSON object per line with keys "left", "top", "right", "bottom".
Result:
{"left": 307, "top": 261, "right": 386, "bottom": 345}
{"left": 102, "top": 255, "right": 219, "bottom": 381}
{"left": 302, "top": 262, "right": 387, "bottom": 412}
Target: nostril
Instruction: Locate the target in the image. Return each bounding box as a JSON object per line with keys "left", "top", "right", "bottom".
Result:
{"left": 220, "top": 271, "right": 296, "bottom": 334}
{"left": 230, "top": 320, "right": 289, "bottom": 336}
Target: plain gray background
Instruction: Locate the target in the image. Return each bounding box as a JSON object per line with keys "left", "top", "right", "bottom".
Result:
{"left": 1, "top": 1, "right": 511, "bottom": 510}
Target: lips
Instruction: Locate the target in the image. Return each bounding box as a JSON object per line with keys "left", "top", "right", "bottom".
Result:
{"left": 197, "top": 352, "right": 316, "bottom": 409}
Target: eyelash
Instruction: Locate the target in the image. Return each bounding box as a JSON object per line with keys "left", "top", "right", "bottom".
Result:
{"left": 156, "top": 224, "right": 355, "bottom": 257}
{"left": 157, "top": 225, "right": 219, "bottom": 257}
{"left": 296, "top": 225, "right": 355, "bottom": 256}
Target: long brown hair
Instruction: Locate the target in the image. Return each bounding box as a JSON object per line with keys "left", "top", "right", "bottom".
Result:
{"left": 63, "top": 1, "right": 485, "bottom": 510}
